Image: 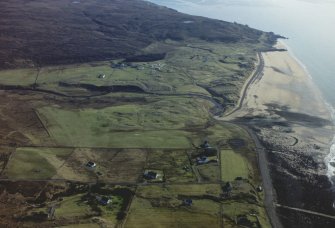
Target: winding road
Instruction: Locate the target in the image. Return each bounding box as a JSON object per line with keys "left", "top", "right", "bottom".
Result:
{"left": 223, "top": 52, "right": 264, "bottom": 117}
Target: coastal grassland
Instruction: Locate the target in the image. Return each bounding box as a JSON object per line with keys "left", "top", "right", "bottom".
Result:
{"left": 134, "top": 184, "right": 223, "bottom": 200}
{"left": 175, "top": 84, "right": 210, "bottom": 95}
{"left": 28, "top": 184, "right": 133, "bottom": 227}
{"left": 0, "top": 39, "right": 259, "bottom": 107}
{"left": 197, "top": 163, "right": 220, "bottom": 182}
{"left": 125, "top": 184, "right": 222, "bottom": 228}
{"left": 145, "top": 150, "right": 195, "bottom": 183}
{"left": 222, "top": 201, "right": 269, "bottom": 228}
{"left": 55, "top": 194, "right": 93, "bottom": 218}
{"left": 36, "top": 97, "right": 213, "bottom": 148}
{"left": 220, "top": 149, "right": 249, "bottom": 181}
{"left": 4, "top": 148, "right": 146, "bottom": 182}
{"left": 210, "top": 123, "right": 261, "bottom": 184}
{"left": 125, "top": 197, "right": 220, "bottom": 228}
{"left": 55, "top": 148, "right": 147, "bottom": 183}
{"left": 4, "top": 147, "right": 73, "bottom": 179}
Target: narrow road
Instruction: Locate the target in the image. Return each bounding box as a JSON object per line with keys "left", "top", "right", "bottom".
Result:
{"left": 218, "top": 51, "right": 282, "bottom": 228}
{"left": 223, "top": 52, "right": 264, "bottom": 117}
{"left": 243, "top": 126, "right": 283, "bottom": 228}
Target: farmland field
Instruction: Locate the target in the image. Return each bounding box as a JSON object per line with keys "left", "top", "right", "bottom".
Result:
{"left": 4, "top": 147, "right": 73, "bottom": 179}
{"left": 220, "top": 149, "right": 250, "bottom": 181}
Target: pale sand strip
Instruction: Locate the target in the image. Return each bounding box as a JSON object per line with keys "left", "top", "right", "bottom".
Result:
{"left": 245, "top": 42, "right": 331, "bottom": 121}
{"left": 223, "top": 41, "right": 334, "bottom": 170}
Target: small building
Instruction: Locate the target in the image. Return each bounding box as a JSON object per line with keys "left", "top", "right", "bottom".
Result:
{"left": 47, "top": 206, "right": 56, "bottom": 219}
{"left": 200, "top": 140, "right": 211, "bottom": 149}
{"left": 96, "top": 196, "right": 112, "bottom": 206}
{"left": 223, "top": 182, "right": 233, "bottom": 193}
{"left": 182, "top": 199, "right": 193, "bottom": 206}
{"left": 196, "top": 156, "right": 209, "bottom": 165}
{"left": 144, "top": 171, "right": 158, "bottom": 180}
{"left": 86, "top": 161, "right": 96, "bottom": 169}
{"left": 143, "top": 169, "right": 164, "bottom": 182}
{"left": 203, "top": 147, "right": 217, "bottom": 156}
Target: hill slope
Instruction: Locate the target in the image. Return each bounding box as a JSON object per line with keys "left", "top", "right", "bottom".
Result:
{"left": 0, "top": 0, "right": 277, "bottom": 68}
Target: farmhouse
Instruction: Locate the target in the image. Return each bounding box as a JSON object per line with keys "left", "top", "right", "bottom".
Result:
{"left": 200, "top": 140, "right": 211, "bottom": 149}
{"left": 143, "top": 171, "right": 158, "bottom": 180}
{"left": 85, "top": 161, "right": 96, "bottom": 169}
{"left": 182, "top": 199, "right": 193, "bottom": 206}
{"left": 143, "top": 169, "right": 164, "bottom": 182}
{"left": 196, "top": 156, "right": 209, "bottom": 165}
{"left": 96, "top": 195, "right": 112, "bottom": 206}
{"left": 223, "top": 182, "right": 233, "bottom": 193}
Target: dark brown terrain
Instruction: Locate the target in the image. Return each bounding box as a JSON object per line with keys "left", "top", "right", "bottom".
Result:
{"left": 0, "top": 0, "right": 278, "bottom": 69}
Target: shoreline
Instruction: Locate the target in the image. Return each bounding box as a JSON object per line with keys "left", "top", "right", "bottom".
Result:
{"left": 223, "top": 41, "right": 335, "bottom": 227}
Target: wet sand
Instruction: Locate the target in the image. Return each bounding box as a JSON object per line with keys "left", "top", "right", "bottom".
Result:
{"left": 224, "top": 41, "right": 335, "bottom": 227}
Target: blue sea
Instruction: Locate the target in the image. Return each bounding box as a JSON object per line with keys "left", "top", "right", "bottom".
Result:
{"left": 148, "top": 0, "right": 335, "bottom": 180}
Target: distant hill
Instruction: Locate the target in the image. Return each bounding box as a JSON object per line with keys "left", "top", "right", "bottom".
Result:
{"left": 0, "top": 0, "right": 278, "bottom": 69}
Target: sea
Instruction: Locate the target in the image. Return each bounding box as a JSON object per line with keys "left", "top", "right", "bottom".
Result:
{"left": 148, "top": 0, "right": 335, "bottom": 182}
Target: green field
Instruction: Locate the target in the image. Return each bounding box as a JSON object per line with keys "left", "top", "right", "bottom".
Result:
{"left": 222, "top": 201, "right": 270, "bottom": 228}
{"left": 125, "top": 197, "right": 220, "bottom": 228}
{"left": 145, "top": 150, "right": 195, "bottom": 183}
{"left": 56, "top": 194, "right": 92, "bottom": 218}
{"left": 5, "top": 147, "right": 73, "bottom": 179}
{"left": 36, "top": 97, "right": 214, "bottom": 148}
{"left": 125, "top": 184, "right": 222, "bottom": 228}
{"left": 220, "top": 149, "right": 250, "bottom": 181}
{"left": 0, "top": 39, "right": 259, "bottom": 103}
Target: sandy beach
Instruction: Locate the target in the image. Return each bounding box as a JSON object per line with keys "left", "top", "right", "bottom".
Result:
{"left": 227, "top": 41, "right": 334, "bottom": 158}
{"left": 223, "top": 41, "right": 335, "bottom": 227}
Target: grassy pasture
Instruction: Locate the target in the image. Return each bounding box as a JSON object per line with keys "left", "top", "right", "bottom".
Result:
{"left": 0, "top": 40, "right": 258, "bottom": 105}
{"left": 222, "top": 201, "right": 270, "bottom": 228}
{"left": 54, "top": 148, "right": 147, "bottom": 183}
{"left": 135, "top": 184, "right": 222, "bottom": 202}
{"left": 126, "top": 184, "right": 222, "bottom": 228}
{"left": 145, "top": 150, "right": 195, "bottom": 183}
{"left": 56, "top": 194, "right": 92, "bottom": 218}
{"left": 197, "top": 163, "right": 220, "bottom": 182}
{"left": 37, "top": 97, "right": 212, "bottom": 148}
{"left": 220, "top": 149, "right": 250, "bottom": 182}
{"left": 5, "top": 147, "right": 72, "bottom": 179}
{"left": 125, "top": 197, "right": 220, "bottom": 228}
